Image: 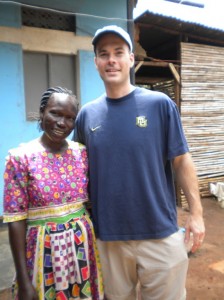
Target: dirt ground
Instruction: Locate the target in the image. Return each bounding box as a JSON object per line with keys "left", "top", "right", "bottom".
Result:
{"left": 0, "top": 197, "right": 223, "bottom": 300}
{"left": 178, "top": 197, "right": 224, "bottom": 300}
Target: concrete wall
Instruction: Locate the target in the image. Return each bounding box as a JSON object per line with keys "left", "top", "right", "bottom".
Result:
{"left": 0, "top": 0, "right": 129, "bottom": 215}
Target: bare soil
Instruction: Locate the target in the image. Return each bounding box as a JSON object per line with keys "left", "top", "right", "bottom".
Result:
{"left": 1, "top": 197, "right": 223, "bottom": 300}
{"left": 178, "top": 197, "right": 224, "bottom": 300}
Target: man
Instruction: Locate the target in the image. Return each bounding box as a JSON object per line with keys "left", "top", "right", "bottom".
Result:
{"left": 74, "top": 25, "right": 205, "bottom": 300}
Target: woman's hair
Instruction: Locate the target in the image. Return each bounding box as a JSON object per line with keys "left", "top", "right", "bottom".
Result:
{"left": 40, "top": 86, "right": 78, "bottom": 113}
{"left": 38, "top": 86, "right": 79, "bottom": 131}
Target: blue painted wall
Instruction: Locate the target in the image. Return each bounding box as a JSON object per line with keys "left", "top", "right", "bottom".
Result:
{"left": 78, "top": 51, "right": 105, "bottom": 105}
{"left": 0, "top": 0, "right": 129, "bottom": 216}
{"left": 0, "top": 42, "right": 39, "bottom": 215}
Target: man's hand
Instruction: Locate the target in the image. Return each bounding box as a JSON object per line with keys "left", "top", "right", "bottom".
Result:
{"left": 184, "top": 214, "right": 205, "bottom": 253}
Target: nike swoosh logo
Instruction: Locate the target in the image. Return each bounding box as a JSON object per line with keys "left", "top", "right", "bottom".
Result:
{"left": 91, "top": 125, "right": 101, "bottom": 132}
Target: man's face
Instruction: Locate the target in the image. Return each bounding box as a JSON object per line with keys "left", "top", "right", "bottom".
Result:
{"left": 94, "top": 34, "right": 134, "bottom": 86}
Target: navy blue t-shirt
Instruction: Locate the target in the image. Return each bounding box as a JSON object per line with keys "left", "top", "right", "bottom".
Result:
{"left": 74, "top": 87, "right": 189, "bottom": 241}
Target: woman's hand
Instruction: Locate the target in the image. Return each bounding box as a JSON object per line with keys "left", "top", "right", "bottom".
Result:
{"left": 8, "top": 220, "right": 39, "bottom": 299}
{"left": 18, "top": 282, "right": 39, "bottom": 300}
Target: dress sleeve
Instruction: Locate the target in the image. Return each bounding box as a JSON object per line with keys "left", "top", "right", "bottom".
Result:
{"left": 78, "top": 143, "right": 92, "bottom": 213}
{"left": 79, "top": 143, "right": 88, "bottom": 176}
{"left": 3, "top": 150, "right": 29, "bottom": 223}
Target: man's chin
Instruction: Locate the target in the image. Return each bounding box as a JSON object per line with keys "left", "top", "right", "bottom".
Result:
{"left": 105, "top": 77, "right": 120, "bottom": 84}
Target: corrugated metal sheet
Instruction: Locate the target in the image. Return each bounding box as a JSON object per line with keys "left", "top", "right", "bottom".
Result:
{"left": 134, "top": 1, "right": 224, "bottom": 32}
{"left": 135, "top": 10, "right": 224, "bottom": 46}
{"left": 134, "top": 1, "right": 224, "bottom": 55}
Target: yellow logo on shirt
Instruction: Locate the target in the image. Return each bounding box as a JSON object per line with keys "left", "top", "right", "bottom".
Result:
{"left": 136, "top": 116, "right": 147, "bottom": 128}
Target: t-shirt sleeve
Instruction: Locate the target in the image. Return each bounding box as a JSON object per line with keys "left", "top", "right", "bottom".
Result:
{"left": 167, "top": 101, "right": 189, "bottom": 159}
{"left": 3, "top": 150, "right": 29, "bottom": 223}
{"left": 73, "top": 111, "right": 85, "bottom": 144}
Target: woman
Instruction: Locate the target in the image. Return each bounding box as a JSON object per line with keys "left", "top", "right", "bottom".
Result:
{"left": 3, "top": 87, "right": 104, "bottom": 300}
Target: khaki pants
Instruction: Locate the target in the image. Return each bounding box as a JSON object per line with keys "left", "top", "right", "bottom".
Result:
{"left": 97, "top": 230, "right": 189, "bottom": 300}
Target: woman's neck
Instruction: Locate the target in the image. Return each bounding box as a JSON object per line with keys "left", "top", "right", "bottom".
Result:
{"left": 39, "top": 135, "right": 68, "bottom": 154}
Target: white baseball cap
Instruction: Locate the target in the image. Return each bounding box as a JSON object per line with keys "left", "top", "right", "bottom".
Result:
{"left": 92, "top": 25, "right": 133, "bottom": 52}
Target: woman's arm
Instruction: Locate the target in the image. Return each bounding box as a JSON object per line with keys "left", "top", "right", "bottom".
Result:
{"left": 8, "top": 220, "right": 38, "bottom": 300}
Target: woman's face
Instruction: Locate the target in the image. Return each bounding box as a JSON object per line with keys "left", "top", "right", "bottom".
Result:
{"left": 40, "top": 93, "right": 77, "bottom": 145}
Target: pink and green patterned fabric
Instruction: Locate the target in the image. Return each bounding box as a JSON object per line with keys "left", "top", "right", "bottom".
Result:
{"left": 3, "top": 139, "right": 104, "bottom": 300}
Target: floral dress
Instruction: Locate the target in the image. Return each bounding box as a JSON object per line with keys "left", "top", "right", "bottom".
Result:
{"left": 3, "top": 139, "right": 104, "bottom": 300}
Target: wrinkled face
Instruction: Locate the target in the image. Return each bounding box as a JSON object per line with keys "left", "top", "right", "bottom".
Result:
{"left": 94, "top": 34, "right": 134, "bottom": 86}
{"left": 40, "top": 93, "right": 77, "bottom": 144}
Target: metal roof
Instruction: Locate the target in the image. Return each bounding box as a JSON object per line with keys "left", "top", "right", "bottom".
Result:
{"left": 133, "top": 1, "right": 224, "bottom": 80}
{"left": 134, "top": 1, "right": 224, "bottom": 31}
{"left": 133, "top": 1, "right": 224, "bottom": 62}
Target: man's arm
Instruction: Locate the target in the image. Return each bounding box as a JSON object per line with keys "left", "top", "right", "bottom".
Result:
{"left": 172, "top": 152, "right": 205, "bottom": 253}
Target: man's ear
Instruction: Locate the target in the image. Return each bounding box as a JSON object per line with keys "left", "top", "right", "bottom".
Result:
{"left": 130, "top": 52, "right": 135, "bottom": 68}
{"left": 94, "top": 56, "right": 99, "bottom": 70}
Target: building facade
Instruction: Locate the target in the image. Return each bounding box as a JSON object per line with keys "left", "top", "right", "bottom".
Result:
{"left": 0, "top": 0, "right": 134, "bottom": 215}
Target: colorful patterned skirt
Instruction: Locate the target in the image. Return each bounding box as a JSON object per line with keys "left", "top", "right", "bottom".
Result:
{"left": 13, "top": 203, "right": 104, "bottom": 300}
